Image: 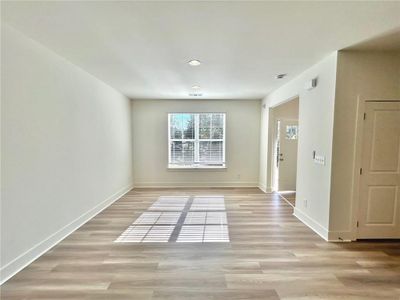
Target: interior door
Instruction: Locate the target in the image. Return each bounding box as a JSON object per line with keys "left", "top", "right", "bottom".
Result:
{"left": 278, "top": 119, "right": 298, "bottom": 191}
{"left": 358, "top": 101, "right": 400, "bottom": 239}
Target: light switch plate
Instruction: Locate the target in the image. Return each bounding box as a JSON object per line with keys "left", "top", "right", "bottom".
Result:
{"left": 314, "top": 155, "right": 325, "bottom": 165}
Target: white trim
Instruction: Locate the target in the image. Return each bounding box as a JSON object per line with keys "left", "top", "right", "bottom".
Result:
{"left": 348, "top": 96, "right": 366, "bottom": 240}
{"left": 222, "top": 113, "right": 226, "bottom": 163}
{"left": 0, "top": 183, "right": 133, "bottom": 285}
{"left": 168, "top": 165, "right": 226, "bottom": 169}
{"left": 258, "top": 183, "right": 267, "bottom": 193}
{"left": 328, "top": 231, "right": 353, "bottom": 242}
{"left": 277, "top": 192, "right": 295, "bottom": 208}
{"left": 133, "top": 181, "right": 258, "bottom": 188}
{"left": 194, "top": 113, "right": 200, "bottom": 163}
{"left": 293, "top": 207, "right": 329, "bottom": 241}
{"left": 258, "top": 183, "right": 273, "bottom": 193}
{"left": 272, "top": 117, "right": 279, "bottom": 191}
{"left": 168, "top": 113, "right": 171, "bottom": 164}
{"left": 269, "top": 108, "right": 278, "bottom": 192}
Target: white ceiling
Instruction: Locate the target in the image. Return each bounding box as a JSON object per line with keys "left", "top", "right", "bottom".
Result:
{"left": 2, "top": 1, "right": 400, "bottom": 100}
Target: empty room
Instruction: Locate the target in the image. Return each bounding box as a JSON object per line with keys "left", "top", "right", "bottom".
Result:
{"left": 1, "top": 1, "right": 400, "bottom": 299}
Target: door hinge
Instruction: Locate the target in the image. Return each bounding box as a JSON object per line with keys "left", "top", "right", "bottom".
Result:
{"left": 363, "top": 113, "right": 366, "bottom": 120}
{"left": 356, "top": 221, "right": 359, "bottom": 227}
{"left": 360, "top": 168, "right": 363, "bottom": 175}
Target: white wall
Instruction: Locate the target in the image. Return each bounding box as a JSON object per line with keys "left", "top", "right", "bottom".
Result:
{"left": 273, "top": 98, "right": 299, "bottom": 119}
{"left": 259, "top": 53, "right": 338, "bottom": 239}
{"left": 1, "top": 25, "right": 133, "bottom": 282}
{"left": 329, "top": 51, "right": 400, "bottom": 240}
{"left": 132, "top": 99, "right": 260, "bottom": 187}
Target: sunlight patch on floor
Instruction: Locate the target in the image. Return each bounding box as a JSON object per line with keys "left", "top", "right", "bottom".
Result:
{"left": 115, "top": 196, "right": 230, "bottom": 243}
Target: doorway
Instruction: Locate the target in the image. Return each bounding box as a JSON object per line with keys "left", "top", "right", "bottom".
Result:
{"left": 271, "top": 97, "right": 299, "bottom": 207}
{"left": 357, "top": 101, "right": 400, "bottom": 239}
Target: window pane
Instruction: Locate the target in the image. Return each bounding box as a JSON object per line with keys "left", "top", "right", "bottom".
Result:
{"left": 182, "top": 114, "right": 195, "bottom": 139}
{"left": 286, "top": 125, "right": 298, "bottom": 140}
{"left": 199, "top": 141, "right": 210, "bottom": 162}
{"left": 170, "top": 141, "right": 183, "bottom": 163}
{"left": 212, "top": 113, "right": 223, "bottom": 127}
{"left": 210, "top": 141, "right": 223, "bottom": 162}
{"left": 199, "top": 141, "right": 223, "bottom": 163}
{"left": 170, "top": 114, "right": 182, "bottom": 139}
{"left": 199, "top": 114, "right": 211, "bottom": 139}
{"left": 212, "top": 127, "right": 223, "bottom": 139}
{"left": 170, "top": 141, "right": 194, "bottom": 164}
{"left": 170, "top": 113, "right": 195, "bottom": 139}
{"left": 182, "top": 141, "right": 194, "bottom": 163}
{"left": 211, "top": 113, "right": 224, "bottom": 139}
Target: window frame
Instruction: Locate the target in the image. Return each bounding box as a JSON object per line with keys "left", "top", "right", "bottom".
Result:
{"left": 168, "top": 112, "right": 226, "bottom": 169}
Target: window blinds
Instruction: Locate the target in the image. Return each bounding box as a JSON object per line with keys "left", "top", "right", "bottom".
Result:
{"left": 168, "top": 113, "right": 225, "bottom": 167}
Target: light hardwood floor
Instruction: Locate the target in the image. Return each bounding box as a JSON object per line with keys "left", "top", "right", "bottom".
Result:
{"left": 278, "top": 191, "right": 296, "bottom": 207}
{"left": 2, "top": 188, "right": 400, "bottom": 299}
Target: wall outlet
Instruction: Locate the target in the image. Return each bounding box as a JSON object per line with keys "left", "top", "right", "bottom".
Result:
{"left": 304, "top": 199, "right": 308, "bottom": 208}
{"left": 237, "top": 174, "right": 241, "bottom": 179}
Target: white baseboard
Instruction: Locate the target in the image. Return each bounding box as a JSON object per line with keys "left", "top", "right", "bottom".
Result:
{"left": 133, "top": 181, "right": 258, "bottom": 188}
{"left": 293, "top": 207, "right": 329, "bottom": 241}
{"left": 258, "top": 185, "right": 272, "bottom": 193}
{"left": 0, "top": 183, "right": 133, "bottom": 285}
{"left": 258, "top": 183, "right": 267, "bottom": 193}
{"left": 327, "top": 230, "right": 354, "bottom": 242}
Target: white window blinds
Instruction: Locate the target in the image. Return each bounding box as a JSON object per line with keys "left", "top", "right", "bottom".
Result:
{"left": 168, "top": 113, "right": 225, "bottom": 168}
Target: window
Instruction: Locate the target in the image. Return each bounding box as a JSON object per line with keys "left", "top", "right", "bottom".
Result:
{"left": 285, "top": 125, "right": 298, "bottom": 140}
{"left": 168, "top": 113, "right": 225, "bottom": 168}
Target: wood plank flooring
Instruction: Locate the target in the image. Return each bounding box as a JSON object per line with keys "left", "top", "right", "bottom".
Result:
{"left": 278, "top": 191, "right": 296, "bottom": 207}
{"left": 2, "top": 188, "right": 400, "bottom": 299}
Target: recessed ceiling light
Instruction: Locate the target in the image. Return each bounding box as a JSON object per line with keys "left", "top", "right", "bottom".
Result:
{"left": 192, "top": 85, "right": 201, "bottom": 89}
{"left": 275, "top": 73, "right": 287, "bottom": 79}
{"left": 188, "top": 59, "right": 201, "bottom": 66}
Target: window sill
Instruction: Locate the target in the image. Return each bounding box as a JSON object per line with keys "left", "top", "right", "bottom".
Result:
{"left": 168, "top": 165, "right": 226, "bottom": 170}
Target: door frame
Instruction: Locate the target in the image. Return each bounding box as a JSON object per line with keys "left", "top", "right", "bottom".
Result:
{"left": 350, "top": 97, "right": 400, "bottom": 240}
{"left": 267, "top": 95, "right": 300, "bottom": 192}
{"left": 273, "top": 117, "right": 299, "bottom": 192}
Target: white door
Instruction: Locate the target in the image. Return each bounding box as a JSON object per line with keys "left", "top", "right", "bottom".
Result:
{"left": 358, "top": 101, "right": 400, "bottom": 239}
{"left": 278, "top": 119, "right": 298, "bottom": 191}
